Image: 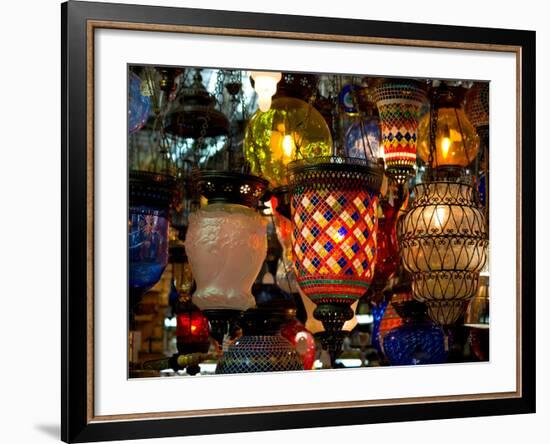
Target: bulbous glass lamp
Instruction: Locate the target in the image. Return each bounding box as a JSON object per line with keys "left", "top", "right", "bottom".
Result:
{"left": 174, "top": 295, "right": 210, "bottom": 375}
{"left": 128, "top": 71, "right": 151, "bottom": 134}
{"left": 129, "top": 171, "right": 175, "bottom": 309}
{"left": 373, "top": 79, "right": 426, "bottom": 184}
{"left": 344, "top": 116, "right": 382, "bottom": 161}
{"left": 185, "top": 171, "right": 268, "bottom": 344}
{"left": 399, "top": 180, "right": 488, "bottom": 325}
{"left": 383, "top": 300, "right": 447, "bottom": 365}
{"left": 281, "top": 319, "right": 316, "bottom": 370}
{"left": 244, "top": 97, "right": 332, "bottom": 188}
{"left": 288, "top": 156, "right": 383, "bottom": 362}
{"left": 186, "top": 205, "right": 266, "bottom": 312}
{"left": 215, "top": 307, "right": 303, "bottom": 374}
{"left": 417, "top": 86, "right": 480, "bottom": 168}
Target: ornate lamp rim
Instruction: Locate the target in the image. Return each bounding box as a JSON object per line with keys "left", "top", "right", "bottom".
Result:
{"left": 287, "top": 156, "right": 384, "bottom": 193}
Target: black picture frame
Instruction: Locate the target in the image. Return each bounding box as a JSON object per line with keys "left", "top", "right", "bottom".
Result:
{"left": 62, "top": 1, "right": 536, "bottom": 442}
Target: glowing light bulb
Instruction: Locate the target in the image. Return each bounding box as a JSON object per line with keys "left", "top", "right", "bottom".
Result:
{"left": 250, "top": 71, "right": 282, "bottom": 112}
{"left": 282, "top": 134, "right": 295, "bottom": 158}
{"left": 441, "top": 137, "right": 451, "bottom": 159}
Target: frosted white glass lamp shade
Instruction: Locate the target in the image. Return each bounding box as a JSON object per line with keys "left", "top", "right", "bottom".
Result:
{"left": 250, "top": 71, "right": 282, "bottom": 112}
{"left": 185, "top": 203, "right": 267, "bottom": 311}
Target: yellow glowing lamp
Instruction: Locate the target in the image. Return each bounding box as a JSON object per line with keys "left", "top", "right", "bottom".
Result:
{"left": 244, "top": 96, "right": 332, "bottom": 188}
{"left": 250, "top": 71, "right": 282, "bottom": 112}
{"left": 417, "top": 86, "right": 480, "bottom": 168}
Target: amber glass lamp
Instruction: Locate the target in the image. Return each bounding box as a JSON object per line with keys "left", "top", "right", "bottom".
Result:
{"left": 399, "top": 180, "right": 488, "bottom": 325}
{"left": 417, "top": 85, "right": 480, "bottom": 168}
{"left": 399, "top": 84, "right": 488, "bottom": 325}
{"left": 244, "top": 97, "right": 332, "bottom": 188}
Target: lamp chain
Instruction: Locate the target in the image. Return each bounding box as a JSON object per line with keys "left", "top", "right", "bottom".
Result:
{"left": 428, "top": 86, "right": 438, "bottom": 180}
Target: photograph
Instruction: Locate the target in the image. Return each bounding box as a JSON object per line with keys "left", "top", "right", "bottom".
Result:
{"left": 127, "top": 65, "right": 491, "bottom": 377}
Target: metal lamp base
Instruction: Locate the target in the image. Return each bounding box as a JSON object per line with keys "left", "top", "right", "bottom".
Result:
{"left": 202, "top": 309, "right": 243, "bottom": 346}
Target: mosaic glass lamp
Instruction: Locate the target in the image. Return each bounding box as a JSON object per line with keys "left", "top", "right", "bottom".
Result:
{"left": 244, "top": 97, "right": 333, "bottom": 188}
{"left": 373, "top": 79, "right": 427, "bottom": 184}
{"left": 465, "top": 82, "right": 490, "bottom": 144}
{"left": 372, "top": 265, "right": 413, "bottom": 352}
{"left": 465, "top": 82, "right": 490, "bottom": 214}
{"left": 288, "top": 156, "right": 383, "bottom": 361}
{"left": 215, "top": 307, "right": 303, "bottom": 374}
{"left": 372, "top": 297, "right": 402, "bottom": 353}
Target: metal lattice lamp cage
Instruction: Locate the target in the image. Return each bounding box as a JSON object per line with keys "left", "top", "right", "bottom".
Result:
{"left": 398, "top": 179, "right": 488, "bottom": 325}
{"left": 288, "top": 156, "right": 383, "bottom": 360}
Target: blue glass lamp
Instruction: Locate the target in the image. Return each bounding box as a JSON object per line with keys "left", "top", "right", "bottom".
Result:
{"left": 383, "top": 300, "right": 447, "bottom": 365}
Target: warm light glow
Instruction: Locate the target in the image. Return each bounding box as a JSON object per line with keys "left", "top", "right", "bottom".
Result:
{"left": 418, "top": 107, "right": 480, "bottom": 167}
{"left": 399, "top": 182, "right": 488, "bottom": 325}
{"left": 250, "top": 71, "right": 282, "bottom": 112}
{"left": 244, "top": 97, "right": 332, "bottom": 187}
{"left": 282, "top": 134, "right": 295, "bottom": 158}
{"left": 434, "top": 206, "right": 448, "bottom": 229}
{"left": 440, "top": 136, "right": 451, "bottom": 159}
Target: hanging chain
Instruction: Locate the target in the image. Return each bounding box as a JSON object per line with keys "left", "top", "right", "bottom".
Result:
{"left": 329, "top": 75, "right": 340, "bottom": 156}
{"left": 194, "top": 69, "right": 219, "bottom": 168}
{"left": 350, "top": 79, "right": 375, "bottom": 160}
{"left": 428, "top": 86, "right": 438, "bottom": 180}
{"left": 239, "top": 71, "right": 253, "bottom": 174}
{"left": 293, "top": 77, "right": 318, "bottom": 160}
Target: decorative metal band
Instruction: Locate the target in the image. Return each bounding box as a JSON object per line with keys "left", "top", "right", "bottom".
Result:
{"left": 399, "top": 179, "right": 488, "bottom": 324}
{"left": 287, "top": 156, "right": 384, "bottom": 194}
{"left": 129, "top": 170, "right": 177, "bottom": 209}
{"left": 420, "top": 167, "right": 478, "bottom": 186}
{"left": 298, "top": 278, "right": 372, "bottom": 287}
{"left": 196, "top": 170, "right": 268, "bottom": 208}
{"left": 372, "top": 78, "right": 427, "bottom": 105}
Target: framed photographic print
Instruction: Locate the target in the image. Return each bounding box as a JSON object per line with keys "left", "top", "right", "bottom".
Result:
{"left": 61, "top": 0, "right": 536, "bottom": 442}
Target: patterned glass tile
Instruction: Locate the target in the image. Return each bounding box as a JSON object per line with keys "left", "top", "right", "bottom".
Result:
{"left": 292, "top": 188, "right": 379, "bottom": 305}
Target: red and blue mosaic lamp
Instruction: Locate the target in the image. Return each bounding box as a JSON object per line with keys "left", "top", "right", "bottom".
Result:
{"left": 373, "top": 79, "right": 426, "bottom": 184}
{"left": 287, "top": 156, "right": 383, "bottom": 361}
